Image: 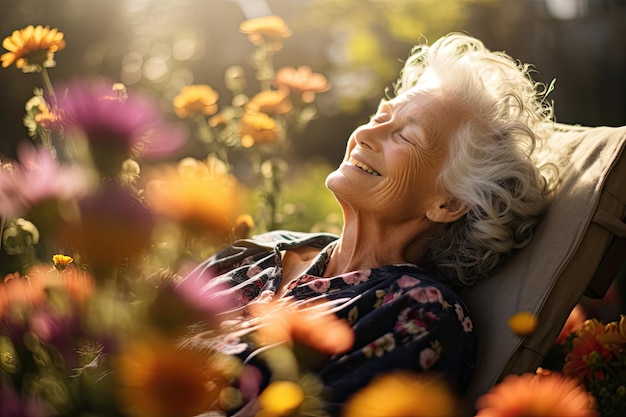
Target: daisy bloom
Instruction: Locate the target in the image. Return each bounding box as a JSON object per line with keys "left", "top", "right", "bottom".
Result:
{"left": 341, "top": 371, "right": 459, "bottom": 417}
{"left": 173, "top": 84, "right": 219, "bottom": 118}
{"left": 507, "top": 311, "right": 538, "bottom": 336}
{"left": 475, "top": 372, "right": 598, "bottom": 417}
{"left": 1, "top": 25, "right": 66, "bottom": 72}
{"left": 115, "top": 337, "right": 241, "bottom": 417}
{"left": 239, "top": 15, "right": 292, "bottom": 52}
{"left": 239, "top": 113, "right": 280, "bottom": 146}
{"left": 275, "top": 66, "right": 330, "bottom": 103}
{"left": 246, "top": 90, "right": 292, "bottom": 115}
{"left": 563, "top": 318, "right": 613, "bottom": 381}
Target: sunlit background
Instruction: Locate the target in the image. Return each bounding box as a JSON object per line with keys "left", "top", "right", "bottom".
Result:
{"left": 1, "top": 0, "right": 625, "bottom": 164}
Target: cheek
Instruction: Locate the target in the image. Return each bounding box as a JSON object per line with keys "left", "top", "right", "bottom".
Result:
{"left": 386, "top": 149, "right": 441, "bottom": 195}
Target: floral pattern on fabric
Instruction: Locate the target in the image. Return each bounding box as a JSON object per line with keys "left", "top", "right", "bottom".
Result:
{"left": 187, "top": 231, "right": 476, "bottom": 416}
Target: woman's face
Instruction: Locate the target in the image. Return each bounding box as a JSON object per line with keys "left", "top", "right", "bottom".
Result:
{"left": 326, "top": 84, "right": 465, "bottom": 222}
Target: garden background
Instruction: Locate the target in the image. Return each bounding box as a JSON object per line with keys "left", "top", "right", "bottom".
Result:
{"left": 1, "top": 1, "right": 626, "bottom": 416}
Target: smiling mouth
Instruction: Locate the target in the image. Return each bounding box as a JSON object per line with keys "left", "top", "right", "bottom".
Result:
{"left": 349, "top": 157, "right": 381, "bottom": 176}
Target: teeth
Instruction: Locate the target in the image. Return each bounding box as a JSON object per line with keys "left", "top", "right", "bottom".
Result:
{"left": 349, "top": 157, "right": 380, "bottom": 176}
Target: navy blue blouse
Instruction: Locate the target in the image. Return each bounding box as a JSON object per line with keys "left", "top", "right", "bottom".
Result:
{"left": 187, "top": 230, "right": 476, "bottom": 415}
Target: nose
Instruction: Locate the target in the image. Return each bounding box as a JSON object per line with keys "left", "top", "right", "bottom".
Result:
{"left": 353, "top": 123, "right": 384, "bottom": 151}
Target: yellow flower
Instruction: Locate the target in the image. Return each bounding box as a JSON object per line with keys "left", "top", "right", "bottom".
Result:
{"left": 52, "top": 254, "right": 73, "bottom": 271}
{"left": 239, "top": 15, "right": 292, "bottom": 52}
{"left": 507, "top": 311, "right": 538, "bottom": 336}
{"left": 275, "top": 66, "right": 330, "bottom": 103}
{"left": 115, "top": 337, "right": 240, "bottom": 417}
{"left": 1, "top": 25, "right": 66, "bottom": 72}
{"left": 144, "top": 157, "right": 242, "bottom": 239}
{"left": 256, "top": 380, "right": 305, "bottom": 417}
{"left": 475, "top": 372, "right": 598, "bottom": 417}
{"left": 598, "top": 314, "right": 626, "bottom": 346}
{"left": 341, "top": 371, "right": 459, "bottom": 417}
{"left": 34, "top": 104, "right": 63, "bottom": 131}
{"left": 173, "top": 84, "right": 219, "bottom": 118}
{"left": 239, "top": 113, "right": 280, "bottom": 145}
{"left": 246, "top": 90, "right": 292, "bottom": 115}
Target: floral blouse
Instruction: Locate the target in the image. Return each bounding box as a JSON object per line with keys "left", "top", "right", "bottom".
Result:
{"left": 189, "top": 230, "right": 476, "bottom": 414}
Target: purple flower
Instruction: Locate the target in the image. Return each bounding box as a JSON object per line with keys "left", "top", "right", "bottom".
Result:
{"left": 0, "top": 142, "right": 91, "bottom": 218}
{"left": 59, "top": 78, "right": 187, "bottom": 159}
{"left": 60, "top": 182, "right": 156, "bottom": 266}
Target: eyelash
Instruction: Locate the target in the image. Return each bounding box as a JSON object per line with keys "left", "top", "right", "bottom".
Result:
{"left": 371, "top": 114, "right": 413, "bottom": 144}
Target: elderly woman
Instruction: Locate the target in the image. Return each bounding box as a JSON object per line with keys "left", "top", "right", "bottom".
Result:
{"left": 188, "top": 33, "right": 554, "bottom": 415}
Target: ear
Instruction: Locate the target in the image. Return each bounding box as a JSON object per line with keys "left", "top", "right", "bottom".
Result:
{"left": 425, "top": 197, "right": 468, "bottom": 224}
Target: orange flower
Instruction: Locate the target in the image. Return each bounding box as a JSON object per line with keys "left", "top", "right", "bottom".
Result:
{"left": 275, "top": 66, "right": 330, "bottom": 103}
{"left": 246, "top": 90, "right": 292, "bottom": 115}
{"left": 144, "top": 157, "right": 242, "bottom": 239}
{"left": 250, "top": 300, "right": 354, "bottom": 356}
{"left": 173, "top": 84, "right": 219, "bottom": 118}
{"left": 115, "top": 337, "right": 241, "bottom": 417}
{"left": 475, "top": 372, "right": 598, "bottom": 417}
{"left": 341, "top": 371, "right": 459, "bottom": 417}
{"left": 0, "top": 271, "right": 47, "bottom": 318}
{"left": 239, "top": 15, "right": 292, "bottom": 52}
{"left": 0, "top": 264, "right": 94, "bottom": 318}
{"left": 1, "top": 25, "right": 66, "bottom": 71}
{"left": 27, "top": 264, "right": 94, "bottom": 305}
{"left": 563, "top": 318, "right": 613, "bottom": 381}
{"left": 239, "top": 113, "right": 280, "bottom": 146}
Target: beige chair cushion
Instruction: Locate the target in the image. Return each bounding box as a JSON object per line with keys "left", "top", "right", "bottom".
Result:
{"left": 460, "top": 123, "right": 626, "bottom": 404}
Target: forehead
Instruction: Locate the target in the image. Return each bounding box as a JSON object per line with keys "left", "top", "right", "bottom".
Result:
{"left": 389, "top": 86, "right": 467, "bottom": 133}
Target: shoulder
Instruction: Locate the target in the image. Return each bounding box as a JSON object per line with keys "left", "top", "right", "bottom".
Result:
{"left": 250, "top": 230, "right": 339, "bottom": 249}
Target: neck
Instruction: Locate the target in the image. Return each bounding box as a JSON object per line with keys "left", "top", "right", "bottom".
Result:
{"left": 323, "top": 210, "right": 438, "bottom": 277}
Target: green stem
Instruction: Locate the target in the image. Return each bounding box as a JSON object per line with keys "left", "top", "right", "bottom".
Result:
{"left": 40, "top": 67, "right": 57, "bottom": 106}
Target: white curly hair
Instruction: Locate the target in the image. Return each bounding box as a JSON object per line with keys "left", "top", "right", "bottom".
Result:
{"left": 394, "top": 33, "right": 557, "bottom": 287}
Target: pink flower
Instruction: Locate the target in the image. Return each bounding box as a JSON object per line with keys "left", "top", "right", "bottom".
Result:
{"left": 408, "top": 286, "right": 443, "bottom": 304}
{"left": 308, "top": 278, "right": 331, "bottom": 294}
{"left": 342, "top": 269, "right": 371, "bottom": 285}
{"left": 419, "top": 347, "right": 440, "bottom": 370}
{"left": 59, "top": 78, "right": 186, "bottom": 162}
{"left": 0, "top": 142, "right": 91, "bottom": 217}
{"left": 397, "top": 275, "right": 421, "bottom": 288}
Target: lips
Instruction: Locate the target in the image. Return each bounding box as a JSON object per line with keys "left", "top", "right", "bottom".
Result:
{"left": 349, "top": 157, "right": 380, "bottom": 176}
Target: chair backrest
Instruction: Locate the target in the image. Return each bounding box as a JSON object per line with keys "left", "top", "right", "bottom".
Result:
{"left": 460, "top": 122, "right": 626, "bottom": 406}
